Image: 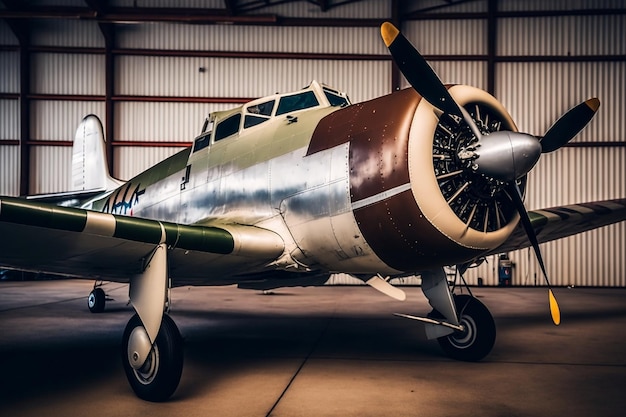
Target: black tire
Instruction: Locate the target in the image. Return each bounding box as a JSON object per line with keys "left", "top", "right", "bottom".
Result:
{"left": 436, "top": 294, "right": 496, "bottom": 362}
{"left": 87, "top": 288, "right": 106, "bottom": 313}
{"left": 121, "top": 314, "right": 183, "bottom": 402}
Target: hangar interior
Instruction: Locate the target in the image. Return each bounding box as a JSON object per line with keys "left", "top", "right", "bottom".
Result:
{"left": 0, "top": 0, "right": 624, "bottom": 286}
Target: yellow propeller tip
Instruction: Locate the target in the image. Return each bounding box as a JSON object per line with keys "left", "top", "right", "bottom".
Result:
{"left": 549, "top": 289, "right": 561, "bottom": 326}
{"left": 585, "top": 98, "right": 600, "bottom": 112}
{"left": 381, "top": 22, "right": 399, "bottom": 47}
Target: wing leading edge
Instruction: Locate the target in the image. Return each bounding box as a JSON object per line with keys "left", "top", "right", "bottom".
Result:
{"left": 0, "top": 197, "right": 284, "bottom": 283}
{"left": 487, "top": 198, "right": 626, "bottom": 256}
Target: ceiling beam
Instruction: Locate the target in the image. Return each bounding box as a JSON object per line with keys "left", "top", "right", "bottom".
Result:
{"left": 83, "top": 0, "right": 109, "bottom": 15}
{"left": 0, "top": 0, "right": 23, "bottom": 9}
{"left": 0, "top": 6, "right": 277, "bottom": 24}
{"left": 223, "top": 0, "right": 238, "bottom": 15}
{"left": 317, "top": 0, "right": 329, "bottom": 12}
{"left": 1, "top": 5, "right": 622, "bottom": 27}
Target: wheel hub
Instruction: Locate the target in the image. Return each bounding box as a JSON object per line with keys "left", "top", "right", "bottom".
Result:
{"left": 128, "top": 325, "right": 153, "bottom": 370}
{"left": 88, "top": 293, "right": 96, "bottom": 308}
{"left": 134, "top": 345, "right": 160, "bottom": 385}
{"left": 448, "top": 315, "right": 477, "bottom": 349}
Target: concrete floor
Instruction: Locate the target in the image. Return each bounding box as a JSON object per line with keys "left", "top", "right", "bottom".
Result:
{"left": 0, "top": 279, "right": 625, "bottom": 417}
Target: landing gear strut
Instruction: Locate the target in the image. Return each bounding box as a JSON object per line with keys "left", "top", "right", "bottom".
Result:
{"left": 120, "top": 239, "right": 184, "bottom": 401}
{"left": 405, "top": 268, "right": 496, "bottom": 361}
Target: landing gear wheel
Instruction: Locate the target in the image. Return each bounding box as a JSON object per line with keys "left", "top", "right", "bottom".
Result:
{"left": 437, "top": 294, "right": 496, "bottom": 362}
{"left": 88, "top": 287, "right": 106, "bottom": 313}
{"left": 121, "top": 314, "right": 183, "bottom": 402}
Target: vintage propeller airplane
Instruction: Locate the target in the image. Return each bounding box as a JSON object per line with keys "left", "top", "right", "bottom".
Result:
{"left": 1, "top": 22, "right": 625, "bottom": 402}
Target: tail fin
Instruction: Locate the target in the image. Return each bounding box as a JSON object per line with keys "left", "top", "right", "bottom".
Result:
{"left": 71, "top": 115, "right": 123, "bottom": 192}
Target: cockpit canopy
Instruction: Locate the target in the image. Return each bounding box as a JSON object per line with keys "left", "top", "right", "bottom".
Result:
{"left": 192, "top": 81, "right": 350, "bottom": 154}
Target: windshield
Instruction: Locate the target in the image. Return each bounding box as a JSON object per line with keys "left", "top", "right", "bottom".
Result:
{"left": 276, "top": 91, "right": 320, "bottom": 116}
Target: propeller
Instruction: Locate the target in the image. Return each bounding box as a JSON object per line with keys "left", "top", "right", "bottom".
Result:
{"left": 540, "top": 98, "right": 600, "bottom": 153}
{"left": 381, "top": 22, "right": 600, "bottom": 325}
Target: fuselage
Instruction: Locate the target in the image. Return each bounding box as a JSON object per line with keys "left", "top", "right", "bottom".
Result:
{"left": 82, "top": 81, "right": 520, "bottom": 279}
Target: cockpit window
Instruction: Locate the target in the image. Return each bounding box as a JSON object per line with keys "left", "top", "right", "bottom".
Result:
{"left": 193, "top": 118, "right": 213, "bottom": 153}
{"left": 193, "top": 133, "right": 210, "bottom": 153}
{"left": 276, "top": 91, "right": 319, "bottom": 116}
{"left": 214, "top": 113, "right": 241, "bottom": 141}
{"left": 244, "top": 115, "right": 268, "bottom": 129}
{"left": 247, "top": 100, "right": 274, "bottom": 116}
{"left": 323, "top": 88, "right": 350, "bottom": 107}
{"left": 244, "top": 100, "right": 275, "bottom": 129}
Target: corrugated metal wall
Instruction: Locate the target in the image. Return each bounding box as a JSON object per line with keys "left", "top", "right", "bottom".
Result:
{"left": 498, "top": 15, "right": 625, "bottom": 56}
{"left": 31, "top": 101, "right": 106, "bottom": 141}
{"left": 0, "top": 50, "right": 19, "bottom": 91}
{"left": 497, "top": 62, "right": 625, "bottom": 142}
{"left": 29, "top": 19, "right": 104, "bottom": 48}
{"left": 404, "top": 19, "right": 487, "bottom": 55}
{"left": 0, "top": 1, "right": 624, "bottom": 285}
{"left": 0, "top": 20, "right": 19, "bottom": 196}
{"left": 114, "top": 147, "right": 187, "bottom": 181}
{"left": 0, "top": 20, "right": 20, "bottom": 195}
{"left": 111, "top": 0, "right": 224, "bottom": 8}
{"left": 499, "top": 0, "right": 626, "bottom": 12}
{"left": 115, "top": 55, "right": 388, "bottom": 102}
{"left": 25, "top": 18, "right": 107, "bottom": 194}
{"left": 462, "top": 7, "right": 626, "bottom": 287}
{"left": 401, "top": 19, "right": 488, "bottom": 89}
{"left": 0, "top": 145, "right": 20, "bottom": 197}
{"left": 31, "top": 53, "right": 105, "bottom": 95}
{"left": 116, "top": 23, "right": 387, "bottom": 55}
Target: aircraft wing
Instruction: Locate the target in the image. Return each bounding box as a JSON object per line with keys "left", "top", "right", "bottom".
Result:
{"left": 0, "top": 196, "right": 284, "bottom": 284}
{"left": 486, "top": 198, "right": 626, "bottom": 256}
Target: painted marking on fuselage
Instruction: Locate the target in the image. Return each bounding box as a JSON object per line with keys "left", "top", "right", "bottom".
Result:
{"left": 351, "top": 183, "right": 412, "bottom": 210}
{"left": 102, "top": 183, "right": 145, "bottom": 215}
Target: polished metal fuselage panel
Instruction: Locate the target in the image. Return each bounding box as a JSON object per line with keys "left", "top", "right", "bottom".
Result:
{"left": 85, "top": 102, "right": 393, "bottom": 276}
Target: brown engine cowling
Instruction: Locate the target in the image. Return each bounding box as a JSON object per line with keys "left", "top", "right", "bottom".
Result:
{"left": 310, "top": 86, "right": 520, "bottom": 272}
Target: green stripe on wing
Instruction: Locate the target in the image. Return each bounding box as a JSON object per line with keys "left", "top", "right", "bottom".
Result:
{"left": 0, "top": 198, "right": 88, "bottom": 231}
{"left": 0, "top": 197, "right": 235, "bottom": 255}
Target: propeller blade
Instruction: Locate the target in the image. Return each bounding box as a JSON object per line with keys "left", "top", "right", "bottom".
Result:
{"left": 540, "top": 98, "right": 600, "bottom": 153}
{"left": 381, "top": 22, "right": 483, "bottom": 139}
{"left": 381, "top": 22, "right": 463, "bottom": 118}
{"left": 506, "top": 184, "right": 561, "bottom": 325}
